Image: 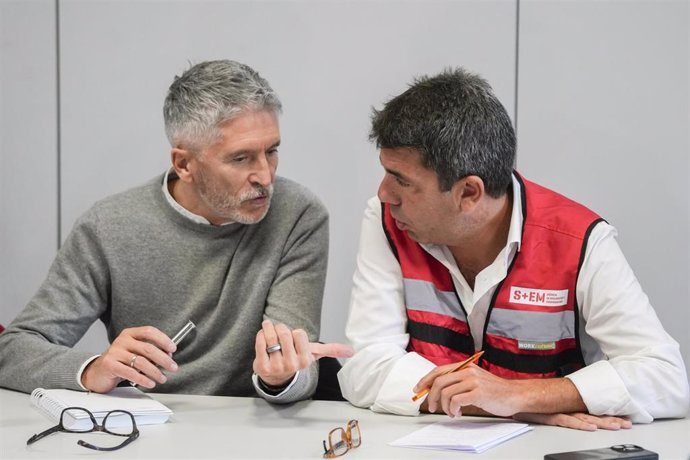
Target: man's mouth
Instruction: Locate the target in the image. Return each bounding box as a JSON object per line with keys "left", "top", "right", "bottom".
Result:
{"left": 242, "top": 187, "right": 271, "bottom": 205}
{"left": 391, "top": 212, "right": 407, "bottom": 230}
{"left": 246, "top": 194, "right": 268, "bottom": 206}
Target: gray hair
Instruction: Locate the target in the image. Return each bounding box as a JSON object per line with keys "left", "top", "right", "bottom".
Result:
{"left": 369, "top": 68, "right": 515, "bottom": 197}
{"left": 163, "top": 60, "right": 282, "bottom": 152}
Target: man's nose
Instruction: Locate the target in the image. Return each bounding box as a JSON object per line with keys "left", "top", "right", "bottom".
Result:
{"left": 377, "top": 175, "right": 398, "bottom": 205}
{"left": 250, "top": 153, "right": 274, "bottom": 187}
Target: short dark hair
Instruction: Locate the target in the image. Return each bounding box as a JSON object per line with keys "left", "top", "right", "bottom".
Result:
{"left": 369, "top": 68, "right": 515, "bottom": 197}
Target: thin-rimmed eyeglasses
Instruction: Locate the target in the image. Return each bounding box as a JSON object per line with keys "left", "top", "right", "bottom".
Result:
{"left": 27, "top": 406, "right": 139, "bottom": 451}
{"left": 323, "top": 419, "right": 361, "bottom": 458}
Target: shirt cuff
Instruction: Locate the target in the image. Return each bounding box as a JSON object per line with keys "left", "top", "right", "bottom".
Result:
{"left": 371, "top": 352, "right": 436, "bottom": 416}
{"left": 76, "top": 354, "right": 101, "bottom": 391}
{"left": 252, "top": 371, "right": 300, "bottom": 399}
{"left": 566, "top": 359, "right": 650, "bottom": 422}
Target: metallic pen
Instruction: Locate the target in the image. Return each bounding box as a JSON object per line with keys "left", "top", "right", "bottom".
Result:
{"left": 129, "top": 320, "right": 196, "bottom": 386}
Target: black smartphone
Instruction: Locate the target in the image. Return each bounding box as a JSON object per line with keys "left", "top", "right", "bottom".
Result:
{"left": 544, "top": 444, "right": 658, "bottom": 460}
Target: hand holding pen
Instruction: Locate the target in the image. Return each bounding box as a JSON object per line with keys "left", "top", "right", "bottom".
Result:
{"left": 81, "top": 321, "right": 194, "bottom": 394}
{"left": 412, "top": 351, "right": 484, "bottom": 401}
{"left": 129, "top": 320, "right": 195, "bottom": 387}
{"left": 413, "top": 350, "right": 493, "bottom": 418}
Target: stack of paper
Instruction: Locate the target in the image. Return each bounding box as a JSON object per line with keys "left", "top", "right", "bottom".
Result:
{"left": 30, "top": 387, "right": 173, "bottom": 430}
{"left": 390, "top": 419, "right": 533, "bottom": 453}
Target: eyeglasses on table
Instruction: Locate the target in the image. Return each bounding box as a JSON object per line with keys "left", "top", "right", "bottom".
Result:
{"left": 26, "top": 406, "right": 139, "bottom": 451}
{"left": 323, "top": 419, "right": 361, "bottom": 458}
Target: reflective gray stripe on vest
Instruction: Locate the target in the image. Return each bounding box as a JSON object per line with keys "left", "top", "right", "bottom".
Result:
{"left": 403, "top": 278, "right": 466, "bottom": 320}
{"left": 486, "top": 308, "right": 576, "bottom": 342}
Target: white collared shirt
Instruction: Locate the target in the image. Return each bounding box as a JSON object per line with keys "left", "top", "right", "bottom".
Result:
{"left": 162, "top": 168, "right": 235, "bottom": 226}
{"left": 338, "top": 175, "right": 689, "bottom": 421}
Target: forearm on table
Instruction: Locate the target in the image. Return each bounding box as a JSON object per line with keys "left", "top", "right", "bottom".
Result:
{"left": 0, "top": 331, "right": 96, "bottom": 393}
{"left": 419, "top": 377, "right": 587, "bottom": 417}
{"left": 509, "top": 377, "right": 587, "bottom": 415}
{"left": 341, "top": 348, "right": 436, "bottom": 416}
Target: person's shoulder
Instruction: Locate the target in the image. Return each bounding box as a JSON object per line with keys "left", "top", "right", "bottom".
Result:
{"left": 273, "top": 176, "right": 327, "bottom": 215}
{"left": 518, "top": 173, "right": 602, "bottom": 221}
{"left": 81, "top": 175, "right": 163, "bottom": 223}
{"left": 365, "top": 195, "right": 380, "bottom": 210}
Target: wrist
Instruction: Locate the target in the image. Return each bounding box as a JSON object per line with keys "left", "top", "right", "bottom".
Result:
{"left": 511, "top": 379, "right": 533, "bottom": 414}
{"left": 79, "top": 355, "right": 114, "bottom": 393}
{"left": 80, "top": 359, "right": 98, "bottom": 391}
{"left": 257, "top": 375, "right": 292, "bottom": 395}
{"left": 516, "top": 378, "right": 586, "bottom": 414}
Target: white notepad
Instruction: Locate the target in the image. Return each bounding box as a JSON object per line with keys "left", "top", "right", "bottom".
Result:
{"left": 390, "top": 419, "right": 533, "bottom": 453}
{"left": 30, "top": 387, "right": 173, "bottom": 430}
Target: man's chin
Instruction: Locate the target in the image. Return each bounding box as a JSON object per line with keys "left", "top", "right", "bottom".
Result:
{"left": 233, "top": 203, "right": 271, "bottom": 225}
{"left": 405, "top": 229, "right": 428, "bottom": 244}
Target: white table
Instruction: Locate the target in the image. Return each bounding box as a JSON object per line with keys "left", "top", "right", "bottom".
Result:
{"left": 1, "top": 388, "right": 688, "bottom": 459}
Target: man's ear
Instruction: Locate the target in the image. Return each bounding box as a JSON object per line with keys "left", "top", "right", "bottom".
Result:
{"left": 171, "top": 148, "right": 195, "bottom": 183}
{"left": 451, "top": 175, "right": 484, "bottom": 212}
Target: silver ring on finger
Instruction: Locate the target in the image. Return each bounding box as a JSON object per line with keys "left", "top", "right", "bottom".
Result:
{"left": 129, "top": 354, "right": 139, "bottom": 368}
{"left": 266, "top": 344, "right": 282, "bottom": 354}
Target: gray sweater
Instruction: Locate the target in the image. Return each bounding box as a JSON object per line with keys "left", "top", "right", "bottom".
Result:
{"left": 0, "top": 174, "right": 328, "bottom": 402}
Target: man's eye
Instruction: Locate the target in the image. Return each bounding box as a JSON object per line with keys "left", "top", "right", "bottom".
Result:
{"left": 395, "top": 177, "right": 410, "bottom": 187}
{"left": 267, "top": 149, "right": 279, "bottom": 156}
{"left": 232, "top": 156, "right": 247, "bottom": 163}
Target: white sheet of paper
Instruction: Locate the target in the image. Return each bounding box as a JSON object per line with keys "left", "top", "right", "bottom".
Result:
{"left": 390, "top": 419, "right": 533, "bottom": 453}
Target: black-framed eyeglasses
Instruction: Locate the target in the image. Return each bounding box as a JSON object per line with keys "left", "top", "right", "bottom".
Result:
{"left": 322, "top": 419, "right": 361, "bottom": 458}
{"left": 27, "top": 406, "right": 139, "bottom": 451}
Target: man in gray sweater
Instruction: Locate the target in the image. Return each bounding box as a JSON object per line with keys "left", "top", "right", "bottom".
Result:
{"left": 0, "top": 60, "right": 351, "bottom": 403}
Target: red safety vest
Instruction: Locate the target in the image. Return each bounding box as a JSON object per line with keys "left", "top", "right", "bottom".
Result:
{"left": 382, "top": 172, "right": 603, "bottom": 378}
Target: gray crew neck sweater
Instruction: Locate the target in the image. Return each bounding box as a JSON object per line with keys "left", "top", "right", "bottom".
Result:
{"left": 0, "top": 174, "right": 328, "bottom": 402}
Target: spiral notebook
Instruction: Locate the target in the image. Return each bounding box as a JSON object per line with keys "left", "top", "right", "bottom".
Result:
{"left": 30, "top": 387, "right": 173, "bottom": 430}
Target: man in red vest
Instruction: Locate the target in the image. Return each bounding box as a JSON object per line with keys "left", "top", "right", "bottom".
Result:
{"left": 338, "top": 68, "right": 689, "bottom": 430}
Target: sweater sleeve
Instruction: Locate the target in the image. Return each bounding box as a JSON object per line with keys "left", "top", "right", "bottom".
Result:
{"left": 0, "top": 210, "right": 110, "bottom": 393}
{"left": 259, "top": 190, "right": 329, "bottom": 403}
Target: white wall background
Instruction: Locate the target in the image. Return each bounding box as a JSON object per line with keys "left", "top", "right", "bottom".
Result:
{"left": 1, "top": 0, "right": 688, "bottom": 383}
